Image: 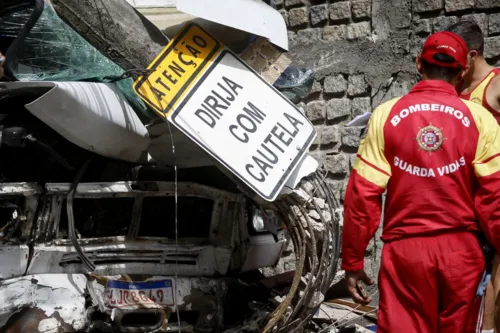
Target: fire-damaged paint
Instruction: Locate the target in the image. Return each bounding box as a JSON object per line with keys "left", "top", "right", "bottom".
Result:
{"left": 0, "top": 181, "right": 286, "bottom": 332}
{"left": 0, "top": 274, "right": 229, "bottom": 332}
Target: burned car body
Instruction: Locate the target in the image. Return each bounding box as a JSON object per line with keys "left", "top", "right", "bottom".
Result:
{"left": 0, "top": 180, "right": 284, "bottom": 332}
{"left": 0, "top": 1, "right": 290, "bottom": 332}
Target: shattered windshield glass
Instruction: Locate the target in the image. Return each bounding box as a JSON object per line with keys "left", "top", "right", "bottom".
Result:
{"left": 4, "top": 5, "right": 155, "bottom": 121}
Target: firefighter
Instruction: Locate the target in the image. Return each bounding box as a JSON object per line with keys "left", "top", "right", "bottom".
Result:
{"left": 342, "top": 31, "right": 500, "bottom": 332}
{"left": 446, "top": 20, "right": 500, "bottom": 333}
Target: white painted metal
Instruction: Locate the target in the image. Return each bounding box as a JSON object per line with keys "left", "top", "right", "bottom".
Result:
{"left": 0, "top": 274, "right": 88, "bottom": 329}
{"left": 241, "top": 232, "right": 287, "bottom": 272}
{"left": 45, "top": 181, "right": 243, "bottom": 201}
{"left": 28, "top": 243, "right": 233, "bottom": 276}
{"left": 21, "top": 81, "right": 150, "bottom": 163}
{"left": 0, "top": 245, "right": 30, "bottom": 279}
{"left": 169, "top": 51, "right": 316, "bottom": 201}
{"left": 126, "top": 0, "right": 176, "bottom": 7}
{"left": 176, "top": 0, "right": 289, "bottom": 50}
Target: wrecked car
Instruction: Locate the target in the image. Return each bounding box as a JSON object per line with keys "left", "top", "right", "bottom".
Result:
{"left": 0, "top": 2, "right": 290, "bottom": 332}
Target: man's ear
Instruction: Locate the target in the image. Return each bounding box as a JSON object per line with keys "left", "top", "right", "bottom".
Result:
{"left": 469, "top": 50, "right": 479, "bottom": 61}
{"left": 416, "top": 56, "right": 423, "bottom": 74}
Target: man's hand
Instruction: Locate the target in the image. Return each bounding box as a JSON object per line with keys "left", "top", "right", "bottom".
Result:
{"left": 345, "top": 270, "right": 375, "bottom": 305}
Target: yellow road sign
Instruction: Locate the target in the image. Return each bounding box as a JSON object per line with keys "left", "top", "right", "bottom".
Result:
{"left": 133, "top": 23, "right": 223, "bottom": 118}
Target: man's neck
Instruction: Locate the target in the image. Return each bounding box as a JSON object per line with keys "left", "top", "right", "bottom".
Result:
{"left": 467, "top": 57, "right": 494, "bottom": 86}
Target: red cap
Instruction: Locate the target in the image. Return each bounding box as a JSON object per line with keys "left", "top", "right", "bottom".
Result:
{"left": 420, "top": 31, "right": 468, "bottom": 69}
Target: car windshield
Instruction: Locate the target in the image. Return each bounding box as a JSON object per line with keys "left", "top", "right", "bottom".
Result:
{"left": 2, "top": 4, "right": 154, "bottom": 121}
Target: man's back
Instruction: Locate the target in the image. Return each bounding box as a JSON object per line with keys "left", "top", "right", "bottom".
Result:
{"left": 381, "top": 80, "right": 483, "bottom": 241}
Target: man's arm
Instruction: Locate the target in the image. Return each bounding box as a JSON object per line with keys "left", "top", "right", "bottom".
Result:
{"left": 486, "top": 74, "right": 500, "bottom": 112}
{"left": 467, "top": 100, "right": 500, "bottom": 253}
{"left": 342, "top": 99, "right": 397, "bottom": 272}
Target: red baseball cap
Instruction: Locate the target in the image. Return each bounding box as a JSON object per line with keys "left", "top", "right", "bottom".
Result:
{"left": 420, "top": 31, "right": 468, "bottom": 69}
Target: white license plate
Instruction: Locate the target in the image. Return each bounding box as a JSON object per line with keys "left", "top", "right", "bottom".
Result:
{"left": 105, "top": 280, "right": 174, "bottom": 308}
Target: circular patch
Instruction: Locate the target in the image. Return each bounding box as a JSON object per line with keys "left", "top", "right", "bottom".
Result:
{"left": 417, "top": 125, "right": 444, "bottom": 152}
{"left": 471, "top": 97, "right": 482, "bottom": 104}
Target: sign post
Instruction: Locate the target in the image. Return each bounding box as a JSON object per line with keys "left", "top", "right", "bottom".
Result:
{"left": 134, "top": 24, "right": 316, "bottom": 201}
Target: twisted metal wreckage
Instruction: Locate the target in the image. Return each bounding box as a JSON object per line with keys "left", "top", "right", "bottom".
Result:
{"left": 0, "top": 0, "right": 353, "bottom": 332}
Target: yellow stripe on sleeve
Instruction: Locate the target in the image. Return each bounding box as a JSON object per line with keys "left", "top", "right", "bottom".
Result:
{"left": 353, "top": 97, "right": 401, "bottom": 188}
{"left": 353, "top": 157, "right": 391, "bottom": 187}
{"left": 465, "top": 99, "right": 500, "bottom": 177}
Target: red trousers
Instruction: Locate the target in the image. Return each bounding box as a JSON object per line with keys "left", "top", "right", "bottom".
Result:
{"left": 377, "top": 232, "right": 485, "bottom": 333}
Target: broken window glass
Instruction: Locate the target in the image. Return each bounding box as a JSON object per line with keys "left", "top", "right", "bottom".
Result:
{"left": 0, "top": 6, "right": 34, "bottom": 54}
{"left": 3, "top": 5, "right": 156, "bottom": 122}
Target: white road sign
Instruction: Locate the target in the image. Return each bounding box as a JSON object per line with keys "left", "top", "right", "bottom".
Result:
{"left": 169, "top": 50, "right": 317, "bottom": 201}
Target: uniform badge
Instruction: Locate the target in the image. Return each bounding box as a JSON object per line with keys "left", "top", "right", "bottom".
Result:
{"left": 416, "top": 125, "right": 445, "bottom": 152}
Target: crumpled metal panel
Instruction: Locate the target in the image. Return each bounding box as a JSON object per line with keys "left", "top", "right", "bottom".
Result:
{"left": 0, "top": 245, "right": 30, "bottom": 279}
{"left": 0, "top": 274, "right": 87, "bottom": 331}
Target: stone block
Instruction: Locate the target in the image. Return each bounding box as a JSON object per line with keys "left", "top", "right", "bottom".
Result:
{"left": 283, "top": 257, "right": 296, "bottom": 271}
{"left": 289, "top": 7, "right": 309, "bottom": 27}
{"left": 351, "top": 97, "right": 372, "bottom": 117}
{"left": 411, "top": 36, "right": 426, "bottom": 58}
{"left": 413, "top": 0, "right": 442, "bottom": 13}
{"left": 323, "top": 25, "right": 347, "bottom": 41}
{"left": 461, "top": 14, "right": 487, "bottom": 36}
{"left": 279, "top": 9, "right": 288, "bottom": 26}
{"left": 326, "top": 99, "right": 351, "bottom": 120}
{"left": 310, "top": 80, "right": 323, "bottom": 95}
{"left": 297, "top": 28, "right": 322, "bottom": 40}
{"left": 306, "top": 100, "right": 326, "bottom": 122}
{"left": 341, "top": 127, "right": 362, "bottom": 148}
{"left": 475, "top": 0, "right": 498, "bottom": 9}
{"left": 433, "top": 16, "right": 458, "bottom": 33}
{"left": 321, "top": 125, "right": 341, "bottom": 144}
{"left": 275, "top": 0, "right": 284, "bottom": 7}
{"left": 349, "top": 154, "right": 357, "bottom": 169}
{"left": 326, "top": 178, "right": 348, "bottom": 202}
{"left": 329, "top": 2, "right": 351, "bottom": 22}
{"left": 325, "top": 154, "right": 349, "bottom": 175}
{"left": 313, "top": 126, "right": 322, "bottom": 145}
{"left": 490, "top": 14, "right": 500, "bottom": 36}
{"left": 484, "top": 36, "right": 500, "bottom": 59}
{"left": 347, "top": 74, "right": 368, "bottom": 97}
{"left": 445, "top": 0, "right": 474, "bottom": 12}
{"left": 351, "top": 0, "right": 371, "bottom": 19}
{"left": 285, "top": 0, "right": 306, "bottom": 8}
{"left": 413, "top": 19, "right": 432, "bottom": 36}
{"left": 310, "top": 4, "right": 328, "bottom": 26}
{"left": 347, "top": 22, "right": 371, "bottom": 40}
{"left": 411, "top": 0, "right": 443, "bottom": 13}
{"left": 324, "top": 74, "right": 347, "bottom": 94}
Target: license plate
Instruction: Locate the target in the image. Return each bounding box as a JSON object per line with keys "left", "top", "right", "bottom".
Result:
{"left": 105, "top": 280, "right": 174, "bottom": 308}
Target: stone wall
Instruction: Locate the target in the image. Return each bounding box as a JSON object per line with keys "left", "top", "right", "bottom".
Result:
{"left": 269, "top": 0, "right": 500, "bottom": 284}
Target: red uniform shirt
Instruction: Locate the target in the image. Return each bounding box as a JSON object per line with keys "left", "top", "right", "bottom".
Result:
{"left": 342, "top": 80, "right": 500, "bottom": 271}
{"left": 460, "top": 68, "right": 500, "bottom": 125}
